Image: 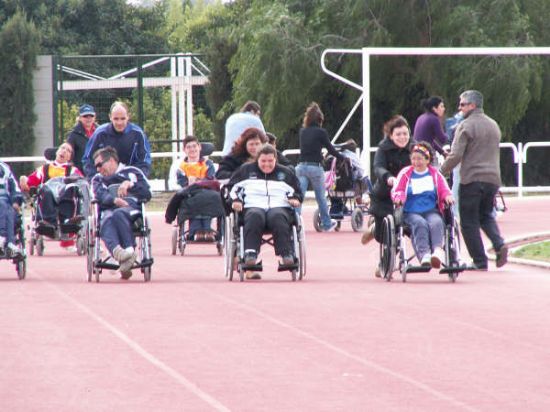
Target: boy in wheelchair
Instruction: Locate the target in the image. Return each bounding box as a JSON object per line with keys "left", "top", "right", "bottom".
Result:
{"left": 0, "top": 161, "right": 24, "bottom": 257}
{"left": 165, "top": 135, "right": 218, "bottom": 241}
{"left": 19, "top": 143, "right": 85, "bottom": 249}
{"left": 391, "top": 142, "right": 454, "bottom": 268}
{"left": 227, "top": 144, "right": 302, "bottom": 280}
{"left": 91, "top": 146, "right": 152, "bottom": 279}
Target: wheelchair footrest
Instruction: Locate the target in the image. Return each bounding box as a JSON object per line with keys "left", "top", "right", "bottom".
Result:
{"left": 241, "top": 261, "right": 263, "bottom": 272}
{"left": 439, "top": 265, "right": 465, "bottom": 275}
{"left": 60, "top": 223, "right": 82, "bottom": 234}
{"left": 404, "top": 265, "right": 432, "bottom": 273}
{"left": 95, "top": 258, "right": 154, "bottom": 270}
{"left": 277, "top": 262, "right": 299, "bottom": 272}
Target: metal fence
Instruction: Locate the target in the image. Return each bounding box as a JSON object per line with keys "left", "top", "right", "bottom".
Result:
{"left": 2, "top": 143, "right": 549, "bottom": 196}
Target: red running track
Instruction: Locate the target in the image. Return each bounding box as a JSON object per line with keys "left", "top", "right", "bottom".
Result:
{"left": 1, "top": 196, "right": 549, "bottom": 411}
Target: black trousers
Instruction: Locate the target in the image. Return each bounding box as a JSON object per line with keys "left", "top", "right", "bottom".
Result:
{"left": 243, "top": 207, "right": 293, "bottom": 256}
{"left": 37, "top": 186, "right": 80, "bottom": 225}
{"left": 459, "top": 181, "right": 504, "bottom": 266}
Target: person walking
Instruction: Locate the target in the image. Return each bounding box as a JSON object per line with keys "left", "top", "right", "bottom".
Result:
{"left": 66, "top": 104, "right": 98, "bottom": 172}
{"left": 296, "top": 102, "right": 343, "bottom": 232}
{"left": 360, "top": 115, "right": 412, "bottom": 251}
{"left": 222, "top": 101, "right": 265, "bottom": 156}
{"left": 440, "top": 90, "right": 507, "bottom": 271}
{"left": 413, "top": 96, "right": 449, "bottom": 158}
{"left": 82, "top": 102, "right": 152, "bottom": 178}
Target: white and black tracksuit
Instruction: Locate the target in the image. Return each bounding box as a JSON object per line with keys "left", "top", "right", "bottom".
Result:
{"left": 228, "top": 163, "right": 303, "bottom": 256}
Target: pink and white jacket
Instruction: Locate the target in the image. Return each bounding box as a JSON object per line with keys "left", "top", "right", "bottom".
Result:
{"left": 391, "top": 165, "right": 452, "bottom": 213}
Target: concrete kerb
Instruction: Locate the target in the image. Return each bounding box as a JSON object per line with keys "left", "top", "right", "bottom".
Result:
{"left": 487, "top": 232, "right": 550, "bottom": 270}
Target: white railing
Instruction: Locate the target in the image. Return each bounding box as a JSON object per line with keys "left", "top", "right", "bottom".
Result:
{"left": 2, "top": 143, "right": 549, "bottom": 196}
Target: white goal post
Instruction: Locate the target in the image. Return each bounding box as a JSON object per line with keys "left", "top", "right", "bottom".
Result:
{"left": 321, "top": 46, "right": 550, "bottom": 173}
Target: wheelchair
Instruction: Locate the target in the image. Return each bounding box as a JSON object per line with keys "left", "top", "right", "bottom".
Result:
{"left": 224, "top": 208, "right": 306, "bottom": 282}
{"left": 0, "top": 210, "right": 27, "bottom": 280}
{"left": 313, "top": 143, "right": 372, "bottom": 232}
{"left": 27, "top": 176, "right": 91, "bottom": 257}
{"left": 172, "top": 215, "right": 224, "bottom": 256}
{"left": 86, "top": 184, "right": 153, "bottom": 282}
{"left": 378, "top": 206, "right": 464, "bottom": 282}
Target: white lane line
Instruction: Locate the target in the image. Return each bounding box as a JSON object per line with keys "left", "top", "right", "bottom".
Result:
{"left": 35, "top": 272, "right": 231, "bottom": 412}
{"left": 201, "top": 287, "right": 479, "bottom": 412}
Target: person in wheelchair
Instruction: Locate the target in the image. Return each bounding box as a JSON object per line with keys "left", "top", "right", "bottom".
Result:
{"left": 227, "top": 144, "right": 302, "bottom": 280}
{"left": 91, "top": 146, "right": 151, "bottom": 279}
{"left": 19, "top": 143, "right": 84, "bottom": 247}
{"left": 167, "top": 135, "right": 217, "bottom": 241}
{"left": 0, "top": 161, "right": 24, "bottom": 257}
{"left": 391, "top": 142, "right": 454, "bottom": 268}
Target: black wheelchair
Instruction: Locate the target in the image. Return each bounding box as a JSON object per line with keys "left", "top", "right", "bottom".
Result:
{"left": 378, "top": 206, "right": 464, "bottom": 282}
{"left": 224, "top": 208, "right": 306, "bottom": 282}
{"left": 86, "top": 184, "right": 153, "bottom": 282}
{"left": 27, "top": 176, "right": 91, "bottom": 256}
{"left": 0, "top": 210, "right": 27, "bottom": 280}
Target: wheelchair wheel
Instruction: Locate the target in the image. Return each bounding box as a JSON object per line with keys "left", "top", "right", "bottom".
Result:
{"left": 351, "top": 208, "right": 364, "bottom": 232}
{"left": 143, "top": 266, "right": 151, "bottom": 282}
{"left": 76, "top": 236, "right": 86, "bottom": 256}
{"left": 86, "top": 216, "right": 95, "bottom": 282}
{"left": 171, "top": 226, "right": 178, "bottom": 255}
{"left": 36, "top": 237, "right": 44, "bottom": 256}
{"left": 294, "top": 215, "right": 306, "bottom": 280}
{"left": 16, "top": 259, "right": 26, "bottom": 280}
{"left": 445, "top": 221, "right": 461, "bottom": 283}
{"left": 224, "top": 215, "right": 237, "bottom": 280}
{"left": 313, "top": 209, "right": 322, "bottom": 232}
{"left": 379, "top": 215, "right": 396, "bottom": 281}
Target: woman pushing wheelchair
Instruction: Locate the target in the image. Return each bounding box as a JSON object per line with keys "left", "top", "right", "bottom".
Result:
{"left": 391, "top": 142, "right": 454, "bottom": 268}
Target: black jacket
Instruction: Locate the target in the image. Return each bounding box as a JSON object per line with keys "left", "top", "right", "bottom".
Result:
{"left": 370, "top": 137, "right": 411, "bottom": 216}
{"left": 66, "top": 122, "right": 96, "bottom": 172}
{"left": 215, "top": 153, "right": 249, "bottom": 180}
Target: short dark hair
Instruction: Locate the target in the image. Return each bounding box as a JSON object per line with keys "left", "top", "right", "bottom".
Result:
{"left": 383, "top": 115, "right": 410, "bottom": 137}
{"left": 241, "top": 100, "right": 261, "bottom": 114}
{"left": 93, "top": 146, "right": 119, "bottom": 164}
{"left": 421, "top": 96, "right": 444, "bottom": 113}
{"left": 266, "top": 132, "right": 277, "bottom": 145}
{"left": 411, "top": 141, "right": 434, "bottom": 161}
{"left": 257, "top": 143, "right": 278, "bottom": 158}
{"left": 183, "top": 135, "right": 200, "bottom": 147}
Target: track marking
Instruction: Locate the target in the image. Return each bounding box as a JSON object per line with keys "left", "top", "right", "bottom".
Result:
{"left": 201, "top": 287, "right": 479, "bottom": 412}
{"left": 34, "top": 271, "right": 231, "bottom": 412}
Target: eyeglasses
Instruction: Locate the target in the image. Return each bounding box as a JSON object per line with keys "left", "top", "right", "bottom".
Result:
{"left": 82, "top": 114, "right": 95, "bottom": 118}
{"left": 94, "top": 160, "right": 106, "bottom": 169}
{"left": 459, "top": 102, "right": 471, "bottom": 107}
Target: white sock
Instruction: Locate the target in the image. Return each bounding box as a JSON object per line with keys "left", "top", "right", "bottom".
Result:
{"left": 0, "top": 236, "right": 6, "bottom": 248}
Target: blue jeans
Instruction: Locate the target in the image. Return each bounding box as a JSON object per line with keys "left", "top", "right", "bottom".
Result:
{"left": 296, "top": 163, "right": 331, "bottom": 230}
{"left": 0, "top": 198, "right": 16, "bottom": 243}
{"left": 189, "top": 218, "right": 212, "bottom": 237}
{"left": 403, "top": 209, "right": 444, "bottom": 261}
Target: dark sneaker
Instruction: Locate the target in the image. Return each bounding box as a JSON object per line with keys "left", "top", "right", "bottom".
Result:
{"left": 244, "top": 251, "right": 258, "bottom": 266}
{"left": 496, "top": 245, "right": 508, "bottom": 268}
{"left": 465, "top": 262, "right": 488, "bottom": 271}
{"left": 281, "top": 254, "right": 295, "bottom": 266}
{"left": 36, "top": 222, "right": 56, "bottom": 238}
{"left": 120, "top": 270, "right": 133, "bottom": 280}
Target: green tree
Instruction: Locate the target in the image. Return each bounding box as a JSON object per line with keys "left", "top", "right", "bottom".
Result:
{"left": 0, "top": 11, "right": 39, "bottom": 169}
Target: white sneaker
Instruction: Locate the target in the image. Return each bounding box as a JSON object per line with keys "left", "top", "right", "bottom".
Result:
{"left": 420, "top": 254, "right": 432, "bottom": 267}
{"left": 6, "top": 242, "right": 21, "bottom": 257}
{"left": 431, "top": 247, "right": 445, "bottom": 269}
{"left": 323, "top": 220, "right": 338, "bottom": 232}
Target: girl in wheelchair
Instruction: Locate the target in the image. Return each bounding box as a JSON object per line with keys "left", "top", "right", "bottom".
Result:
{"left": 391, "top": 142, "right": 454, "bottom": 268}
